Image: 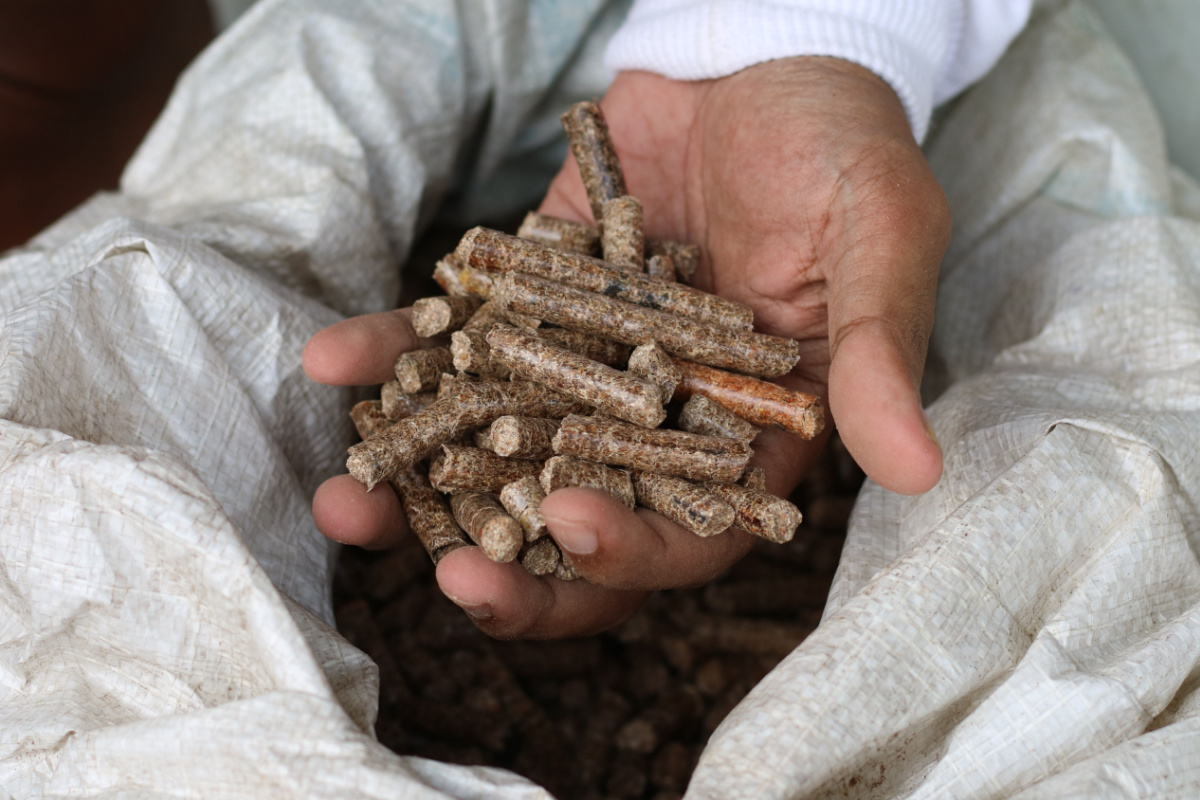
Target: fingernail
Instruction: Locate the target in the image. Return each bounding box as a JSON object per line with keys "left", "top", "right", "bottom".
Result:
{"left": 921, "top": 410, "right": 942, "bottom": 452}
{"left": 456, "top": 601, "right": 492, "bottom": 620}
{"left": 547, "top": 516, "right": 598, "bottom": 555}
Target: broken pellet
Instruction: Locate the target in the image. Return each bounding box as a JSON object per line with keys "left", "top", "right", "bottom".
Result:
{"left": 458, "top": 228, "right": 753, "bottom": 332}
{"left": 631, "top": 472, "right": 735, "bottom": 537}
{"left": 494, "top": 272, "right": 797, "bottom": 378}
{"left": 647, "top": 239, "right": 701, "bottom": 284}
{"left": 499, "top": 474, "right": 548, "bottom": 541}
{"left": 429, "top": 445, "right": 543, "bottom": 494}
{"left": 432, "top": 253, "right": 470, "bottom": 298}
{"left": 739, "top": 465, "right": 767, "bottom": 492}
{"left": 451, "top": 329, "right": 511, "bottom": 378}
{"left": 411, "top": 296, "right": 483, "bottom": 338}
{"left": 561, "top": 100, "right": 626, "bottom": 221}
{"left": 519, "top": 537, "right": 561, "bottom": 576}
{"left": 554, "top": 553, "right": 581, "bottom": 581}
{"left": 381, "top": 381, "right": 437, "bottom": 420}
{"left": 626, "top": 343, "right": 681, "bottom": 404}
{"left": 350, "top": 400, "right": 395, "bottom": 440}
{"left": 536, "top": 327, "right": 631, "bottom": 368}
{"left": 517, "top": 211, "right": 599, "bottom": 255}
{"left": 600, "top": 195, "right": 644, "bottom": 272}
{"left": 646, "top": 253, "right": 676, "bottom": 283}
{"left": 704, "top": 482, "right": 801, "bottom": 544}
{"left": 392, "top": 464, "right": 472, "bottom": 563}
{"left": 450, "top": 491, "right": 523, "bottom": 563}
{"left": 673, "top": 358, "right": 823, "bottom": 438}
{"left": 394, "top": 347, "right": 455, "bottom": 394}
{"left": 553, "top": 414, "right": 751, "bottom": 484}
{"left": 541, "top": 455, "right": 636, "bottom": 509}
{"left": 677, "top": 394, "right": 759, "bottom": 443}
{"left": 487, "top": 416, "right": 560, "bottom": 460}
{"left": 487, "top": 324, "right": 665, "bottom": 428}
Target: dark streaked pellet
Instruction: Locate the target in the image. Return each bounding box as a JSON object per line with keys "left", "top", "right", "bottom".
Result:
{"left": 561, "top": 100, "right": 626, "bottom": 221}
{"left": 705, "top": 482, "right": 801, "bottom": 543}
{"left": 631, "top": 472, "right": 735, "bottom": 537}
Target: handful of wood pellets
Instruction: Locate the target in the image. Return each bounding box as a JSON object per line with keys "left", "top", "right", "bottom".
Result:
{"left": 344, "top": 100, "right": 824, "bottom": 579}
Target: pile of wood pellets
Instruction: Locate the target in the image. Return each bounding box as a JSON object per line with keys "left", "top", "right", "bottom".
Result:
{"left": 334, "top": 439, "right": 861, "bottom": 799}
{"left": 343, "top": 100, "right": 825, "bottom": 577}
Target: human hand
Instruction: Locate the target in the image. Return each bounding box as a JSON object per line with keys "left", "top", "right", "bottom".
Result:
{"left": 306, "top": 56, "right": 948, "bottom": 639}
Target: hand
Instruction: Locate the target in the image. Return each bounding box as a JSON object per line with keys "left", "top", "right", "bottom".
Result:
{"left": 305, "top": 56, "right": 948, "bottom": 639}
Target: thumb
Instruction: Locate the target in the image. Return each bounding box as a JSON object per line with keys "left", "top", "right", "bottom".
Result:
{"left": 826, "top": 174, "right": 950, "bottom": 495}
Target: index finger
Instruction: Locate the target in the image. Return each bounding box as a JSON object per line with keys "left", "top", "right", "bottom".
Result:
{"left": 302, "top": 307, "right": 438, "bottom": 386}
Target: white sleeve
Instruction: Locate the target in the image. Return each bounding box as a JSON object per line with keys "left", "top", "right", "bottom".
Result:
{"left": 603, "top": 0, "right": 1033, "bottom": 142}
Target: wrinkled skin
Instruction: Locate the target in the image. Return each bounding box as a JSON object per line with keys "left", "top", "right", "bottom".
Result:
{"left": 304, "top": 56, "right": 949, "bottom": 639}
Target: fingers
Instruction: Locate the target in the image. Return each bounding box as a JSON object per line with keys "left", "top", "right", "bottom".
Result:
{"left": 302, "top": 307, "right": 436, "bottom": 386}
{"left": 312, "top": 474, "right": 409, "bottom": 550}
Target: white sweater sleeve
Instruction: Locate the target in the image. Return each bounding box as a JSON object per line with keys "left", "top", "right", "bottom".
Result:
{"left": 603, "top": 0, "right": 1033, "bottom": 142}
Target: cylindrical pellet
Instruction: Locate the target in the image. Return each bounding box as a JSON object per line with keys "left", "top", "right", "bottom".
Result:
{"left": 541, "top": 455, "right": 635, "bottom": 509}
{"left": 631, "top": 472, "right": 735, "bottom": 537}
{"left": 381, "top": 381, "right": 436, "bottom": 420}
{"left": 739, "top": 465, "right": 767, "bottom": 492}
{"left": 432, "top": 253, "right": 471, "bottom": 297}
{"left": 677, "top": 394, "right": 759, "bottom": 443}
{"left": 705, "top": 482, "right": 801, "bottom": 543}
{"left": 487, "top": 416, "right": 560, "bottom": 460}
{"left": 646, "top": 253, "right": 676, "bottom": 282}
{"left": 552, "top": 414, "right": 751, "bottom": 484}
{"left": 517, "top": 211, "right": 599, "bottom": 255}
{"left": 600, "top": 195, "right": 644, "bottom": 272}
{"left": 561, "top": 100, "right": 626, "bottom": 221}
{"left": 487, "top": 324, "right": 665, "bottom": 428}
{"left": 392, "top": 464, "right": 472, "bottom": 563}
{"left": 499, "top": 474, "right": 548, "bottom": 541}
{"left": 519, "top": 537, "right": 561, "bottom": 576}
{"left": 394, "top": 348, "right": 455, "bottom": 393}
{"left": 626, "top": 343, "right": 681, "bottom": 404}
{"left": 350, "top": 400, "right": 394, "bottom": 440}
{"left": 646, "top": 239, "right": 701, "bottom": 284}
{"left": 536, "top": 327, "right": 631, "bottom": 367}
{"left": 458, "top": 228, "right": 753, "bottom": 332}
{"left": 494, "top": 272, "right": 797, "bottom": 378}
{"left": 429, "top": 445, "right": 543, "bottom": 494}
{"left": 411, "top": 296, "right": 483, "bottom": 337}
{"left": 673, "top": 359, "right": 823, "bottom": 438}
{"left": 450, "top": 492, "right": 523, "bottom": 563}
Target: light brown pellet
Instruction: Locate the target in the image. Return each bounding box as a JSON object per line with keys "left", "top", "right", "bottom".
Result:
{"left": 411, "top": 296, "right": 483, "bottom": 337}
{"left": 739, "top": 465, "right": 767, "bottom": 492}
{"left": 395, "top": 348, "right": 455, "bottom": 394}
{"left": 494, "top": 272, "right": 798, "bottom": 378}
{"left": 626, "top": 343, "right": 681, "bottom": 404}
{"left": 487, "top": 324, "right": 665, "bottom": 428}
{"left": 561, "top": 100, "right": 626, "bottom": 221}
{"left": 450, "top": 491, "right": 523, "bottom": 563}
{"left": 432, "top": 253, "right": 470, "bottom": 298}
{"left": 646, "top": 253, "right": 676, "bottom": 283}
{"left": 600, "top": 195, "right": 645, "bottom": 272}
{"left": 517, "top": 211, "right": 599, "bottom": 255}
{"left": 673, "top": 358, "right": 823, "bottom": 438}
{"left": 487, "top": 416, "right": 560, "bottom": 460}
{"left": 381, "top": 381, "right": 437, "bottom": 420}
{"left": 646, "top": 239, "right": 701, "bottom": 285}
{"left": 553, "top": 414, "right": 752, "bottom": 484}
{"left": 458, "top": 228, "right": 753, "bottom": 332}
{"left": 677, "top": 394, "right": 759, "bottom": 443}
{"left": 499, "top": 474, "right": 548, "bottom": 541}
{"left": 392, "top": 464, "right": 472, "bottom": 564}
{"left": 541, "top": 455, "right": 636, "bottom": 509}
{"left": 428, "top": 445, "right": 543, "bottom": 494}
{"left": 631, "top": 472, "right": 735, "bottom": 537}
{"left": 350, "top": 400, "right": 394, "bottom": 440}
{"left": 705, "top": 482, "right": 801, "bottom": 543}
{"left": 536, "top": 327, "right": 631, "bottom": 368}
{"left": 450, "top": 329, "right": 511, "bottom": 378}
{"left": 519, "top": 537, "right": 561, "bottom": 576}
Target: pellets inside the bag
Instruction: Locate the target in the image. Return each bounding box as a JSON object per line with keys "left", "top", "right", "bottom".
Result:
{"left": 541, "top": 455, "right": 636, "bottom": 509}
{"left": 614, "top": 686, "right": 703, "bottom": 755}
{"left": 626, "top": 342, "right": 681, "bottom": 405}
{"left": 631, "top": 471, "right": 735, "bottom": 537}
{"left": 646, "top": 253, "right": 676, "bottom": 282}
{"left": 536, "top": 327, "right": 631, "bottom": 368}
{"left": 429, "top": 444, "right": 543, "bottom": 494}
{"left": 487, "top": 416, "right": 560, "bottom": 460}
{"left": 392, "top": 464, "right": 472, "bottom": 563}
{"left": 517, "top": 211, "right": 599, "bottom": 255}
{"left": 600, "top": 195, "right": 645, "bottom": 272}
{"left": 411, "top": 296, "right": 483, "bottom": 338}
{"left": 395, "top": 347, "right": 455, "bottom": 394}
{"left": 519, "top": 537, "right": 561, "bottom": 576}
{"left": 739, "top": 465, "right": 767, "bottom": 492}
{"left": 494, "top": 272, "right": 798, "bottom": 378}
{"left": 458, "top": 228, "right": 753, "bottom": 332}
{"left": 647, "top": 239, "right": 701, "bottom": 284}
{"left": 673, "top": 358, "right": 823, "bottom": 438}
{"left": 486, "top": 324, "right": 665, "bottom": 428}
{"left": 561, "top": 100, "right": 626, "bottom": 221}
{"left": 381, "top": 381, "right": 437, "bottom": 420}
{"left": 553, "top": 414, "right": 751, "bottom": 484}
{"left": 677, "top": 393, "right": 759, "bottom": 443}
{"left": 499, "top": 474, "right": 548, "bottom": 541}
{"left": 350, "top": 400, "right": 394, "bottom": 440}
{"left": 450, "top": 491, "right": 523, "bottom": 563}
{"left": 705, "top": 481, "right": 801, "bottom": 544}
